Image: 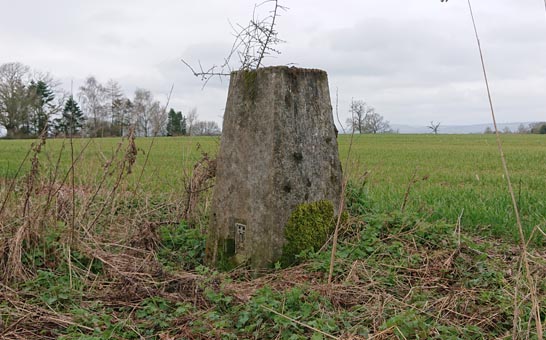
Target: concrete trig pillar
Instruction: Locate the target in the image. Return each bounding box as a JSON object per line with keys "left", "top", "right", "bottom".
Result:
{"left": 206, "top": 66, "right": 343, "bottom": 270}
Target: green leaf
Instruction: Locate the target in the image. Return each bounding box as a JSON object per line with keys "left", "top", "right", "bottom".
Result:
{"left": 311, "top": 333, "right": 324, "bottom": 340}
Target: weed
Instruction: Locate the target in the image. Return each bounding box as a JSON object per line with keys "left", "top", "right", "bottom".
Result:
{"left": 157, "top": 221, "right": 206, "bottom": 271}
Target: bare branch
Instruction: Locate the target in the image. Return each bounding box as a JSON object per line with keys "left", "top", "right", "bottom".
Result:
{"left": 181, "top": 1, "right": 287, "bottom": 85}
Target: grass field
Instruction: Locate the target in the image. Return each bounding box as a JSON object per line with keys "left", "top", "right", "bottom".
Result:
{"left": 1, "top": 134, "right": 545, "bottom": 339}
{"left": 1, "top": 134, "right": 544, "bottom": 243}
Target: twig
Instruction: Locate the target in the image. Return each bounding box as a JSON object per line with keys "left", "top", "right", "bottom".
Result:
{"left": 0, "top": 312, "right": 32, "bottom": 335}
{"left": 0, "top": 124, "right": 48, "bottom": 219}
{"left": 328, "top": 105, "right": 357, "bottom": 284}
{"left": 334, "top": 87, "right": 346, "bottom": 134}
{"left": 0, "top": 149, "right": 32, "bottom": 217}
{"left": 456, "top": 208, "right": 464, "bottom": 247}
{"left": 182, "top": 1, "right": 286, "bottom": 84}
{"left": 39, "top": 140, "right": 66, "bottom": 228}
{"left": 41, "top": 316, "right": 95, "bottom": 332}
{"left": 444, "top": 209, "right": 464, "bottom": 269}
{"left": 401, "top": 168, "right": 419, "bottom": 213}
{"left": 261, "top": 305, "right": 339, "bottom": 339}
{"left": 367, "top": 326, "right": 396, "bottom": 339}
{"left": 49, "top": 138, "right": 93, "bottom": 200}
{"left": 69, "top": 119, "right": 76, "bottom": 243}
{"left": 255, "top": 0, "right": 280, "bottom": 69}
{"left": 67, "top": 245, "right": 73, "bottom": 289}
{"left": 22, "top": 133, "right": 46, "bottom": 219}
{"left": 83, "top": 152, "right": 128, "bottom": 235}
{"left": 79, "top": 140, "right": 124, "bottom": 219}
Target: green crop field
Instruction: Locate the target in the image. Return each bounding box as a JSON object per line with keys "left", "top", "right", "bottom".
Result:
{"left": 1, "top": 134, "right": 545, "bottom": 243}
{"left": 341, "top": 134, "right": 546, "bottom": 244}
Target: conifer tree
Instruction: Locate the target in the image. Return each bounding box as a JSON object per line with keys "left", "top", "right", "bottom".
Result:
{"left": 28, "top": 80, "right": 56, "bottom": 135}
{"left": 166, "top": 108, "right": 185, "bottom": 136}
{"left": 55, "top": 96, "right": 85, "bottom": 136}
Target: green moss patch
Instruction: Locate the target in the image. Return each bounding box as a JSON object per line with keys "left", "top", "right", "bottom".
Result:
{"left": 281, "top": 200, "right": 335, "bottom": 266}
{"left": 241, "top": 69, "right": 258, "bottom": 102}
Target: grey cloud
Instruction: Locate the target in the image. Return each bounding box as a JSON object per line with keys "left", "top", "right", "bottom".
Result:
{"left": 98, "top": 34, "right": 123, "bottom": 47}
{"left": 88, "top": 8, "right": 135, "bottom": 24}
{"left": 1, "top": 0, "right": 544, "bottom": 128}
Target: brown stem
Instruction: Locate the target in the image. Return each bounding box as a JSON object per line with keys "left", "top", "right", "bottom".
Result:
{"left": 0, "top": 149, "right": 32, "bottom": 217}
{"left": 328, "top": 112, "right": 356, "bottom": 284}
{"left": 467, "top": 1, "right": 542, "bottom": 338}
{"left": 401, "top": 168, "right": 418, "bottom": 213}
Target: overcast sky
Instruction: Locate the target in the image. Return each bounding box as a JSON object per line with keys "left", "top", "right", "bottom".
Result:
{"left": 1, "top": 0, "right": 545, "bottom": 128}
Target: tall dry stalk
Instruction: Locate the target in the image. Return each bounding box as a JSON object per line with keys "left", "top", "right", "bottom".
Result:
{"left": 0, "top": 148, "right": 32, "bottom": 218}
{"left": 79, "top": 140, "right": 124, "bottom": 220}
{"left": 334, "top": 88, "right": 346, "bottom": 135}
{"left": 69, "top": 124, "right": 76, "bottom": 243}
{"left": 466, "top": 1, "right": 542, "bottom": 338}
{"left": 39, "top": 141, "right": 65, "bottom": 229}
{"left": 328, "top": 102, "right": 356, "bottom": 285}
{"left": 400, "top": 168, "right": 418, "bottom": 213}
{"left": 83, "top": 133, "right": 136, "bottom": 236}
{"left": 5, "top": 133, "right": 47, "bottom": 281}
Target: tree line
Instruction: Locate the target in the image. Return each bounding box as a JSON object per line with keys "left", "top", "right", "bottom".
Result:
{"left": 484, "top": 122, "right": 546, "bottom": 134}
{"left": 0, "top": 62, "right": 220, "bottom": 139}
{"left": 345, "top": 100, "right": 394, "bottom": 134}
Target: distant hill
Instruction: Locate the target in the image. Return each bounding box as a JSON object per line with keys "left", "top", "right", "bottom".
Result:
{"left": 1, "top": 122, "right": 540, "bottom": 137}
{"left": 390, "top": 122, "right": 534, "bottom": 134}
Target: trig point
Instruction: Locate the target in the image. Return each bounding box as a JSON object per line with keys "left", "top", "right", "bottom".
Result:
{"left": 206, "top": 66, "right": 343, "bottom": 270}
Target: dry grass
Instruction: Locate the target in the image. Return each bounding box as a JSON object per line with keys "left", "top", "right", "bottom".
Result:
{"left": 1, "top": 215, "right": 545, "bottom": 338}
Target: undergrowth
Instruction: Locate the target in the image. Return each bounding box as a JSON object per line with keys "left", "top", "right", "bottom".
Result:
{"left": 1, "top": 137, "right": 545, "bottom": 339}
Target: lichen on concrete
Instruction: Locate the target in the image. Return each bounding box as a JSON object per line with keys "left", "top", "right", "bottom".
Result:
{"left": 241, "top": 69, "right": 258, "bottom": 102}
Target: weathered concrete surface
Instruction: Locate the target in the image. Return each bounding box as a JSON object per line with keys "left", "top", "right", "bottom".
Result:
{"left": 206, "top": 66, "right": 342, "bottom": 270}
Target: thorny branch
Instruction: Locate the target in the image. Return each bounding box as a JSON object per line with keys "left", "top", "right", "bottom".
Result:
{"left": 181, "top": 0, "right": 287, "bottom": 85}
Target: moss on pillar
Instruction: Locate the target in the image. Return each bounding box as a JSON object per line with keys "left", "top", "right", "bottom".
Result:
{"left": 281, "top": 200, "right": 335, "bottom": 266}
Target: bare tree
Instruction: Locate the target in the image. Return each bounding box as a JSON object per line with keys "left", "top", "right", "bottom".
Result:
{"left": 113, "top": 98, "right": 132, "bottom": 137}
{"left": 363, "top": 108, "right": 391, "bottom": 134}
{"left": 0, "top": 62, "right": 33, "bottom": 138}
{"left": 105, "top": 79, "right": 124, "bottom": 136}
{"left": 78, "top": 76, "right": 107, "bottom": 137}
{"left": 345, "top": 100, "right": 368, "bottom": 133}
{"left": 186, "top": 107, "right": 198, "bottom": 136}
{"left": 150, "top": 104, "right": 167, "bottom": 137}
{"left": 427, "top": 121, "right": 441, "bottom": 134}
{"left": 132, "top": 88, "right": 162, "bottom": 137}
{"left": 192, "top": 120, "right": 221, "bottom": 136}
{"left": 346, "top": 100, "right": 390, "bottom": 134}
{"left": 517, "top": 123, "right": 529, "bottom": 134}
